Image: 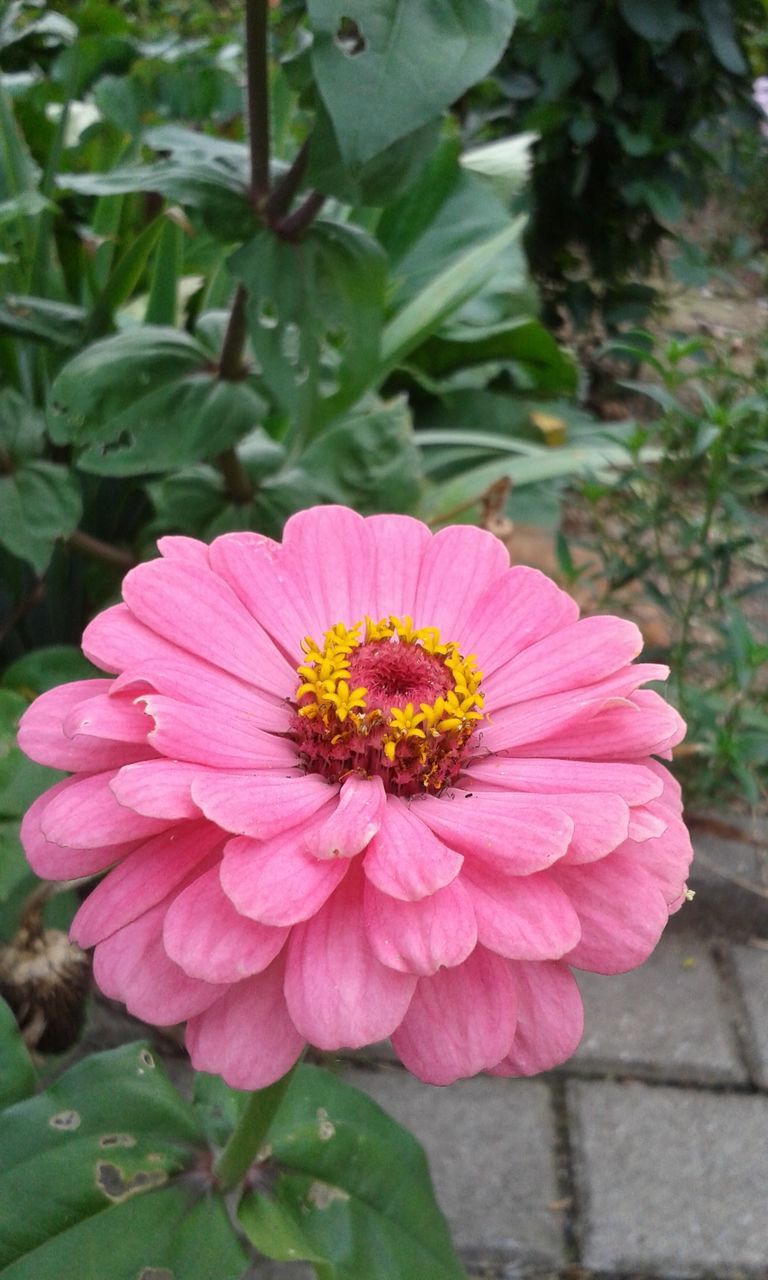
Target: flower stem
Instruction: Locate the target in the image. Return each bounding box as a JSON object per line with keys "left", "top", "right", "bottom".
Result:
{"left": 213, "top": 1062, "right": 300, "bottom": 1191}
{"left": 245, "top": 0, "right": 271, "bottom": 208}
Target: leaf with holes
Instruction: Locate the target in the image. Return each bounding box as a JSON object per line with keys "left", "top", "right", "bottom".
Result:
{"left": 0, "top": 1042, "right": 247, "bottom": 1280}
{"left": 230, "top": 220, "right": 386, "bottom": 427}
{"left": 307, "top": 0, "right": 516, "bottom": 168}
{"left": 238, "top": 1063, "right": 466, "bottom": 1280}
{"left": 48, "top": 327, "right": 267, "bottom": 475}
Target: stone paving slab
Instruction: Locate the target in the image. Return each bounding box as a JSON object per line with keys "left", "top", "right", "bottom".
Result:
{"left": 348, "top": 1067, "right": 565, "bottom": 1266}
{"left": 569, "top": 1078, "right": 768, "bottom": 1276}
{"left": 732, "top": 943, "right": 768, "bottom": 1089}
{"left": 571, "top": 933, "right": 747, "bottom": 1084}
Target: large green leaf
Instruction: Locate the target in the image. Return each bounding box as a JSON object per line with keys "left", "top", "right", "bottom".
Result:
{"left": 0, "top": 998, "right": 35, "bottom": 1110}
{"left": 0, "top": 1042, "right": 247, "bottom": 1280}
{"left": 414, "top": 318, "right": 577, "bottom": 396}
{"left": 230, "top": 220, "right": 386, "bottom": 427}
{"left": 0, "top": 462, "right": 82, "bottom": 574}
{"left": 300, "top": 398, "right": 424, "bottom": 512}
{"left": 58, "top": 137, "right": 253, "bottom": 243}
{"left": 239, "top": 1064, "right": 466, "bottom": 1280}
{"left": 698, "top": 0, "right": 746, "bottom": 73}
{"left": 49, "top": 327, "right": 267, "bottom": 474}
{"left": 307, "top": 0, "right": 516, "bottom": 167}
{"left": 2, "top": 647, "right": 100, "bottom": 698}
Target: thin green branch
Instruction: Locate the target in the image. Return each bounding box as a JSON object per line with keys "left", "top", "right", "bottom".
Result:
{"left": 213, "top": 1061, "right": 300, "bottom": 1191}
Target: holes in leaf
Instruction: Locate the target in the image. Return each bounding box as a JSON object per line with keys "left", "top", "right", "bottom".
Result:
{"left": 281, "top": 322, "right": 301, "bottom": 365}
{"left": 335, "top": 16, "right": 366, "bottom": 56}
{"left": 258, "top": 299, "right": 278, "bottom": 329}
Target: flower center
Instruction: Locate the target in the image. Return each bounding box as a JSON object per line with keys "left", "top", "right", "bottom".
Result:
{"left": 292, "top": 616, "right": 484, "bottom": 795}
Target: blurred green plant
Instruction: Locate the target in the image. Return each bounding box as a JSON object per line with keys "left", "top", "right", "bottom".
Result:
{"left": 562, "top": 332, "right": 768, "bottom": 806}
{"left": 469, "top": 0, "right": 764, "bottom": 326}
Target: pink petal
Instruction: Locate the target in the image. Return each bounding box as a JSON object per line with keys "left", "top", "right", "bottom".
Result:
{"left": 121, "top": 557, "right": 295, "bottom": 695}
{"left": 220, "top": 821, "right": 349, "bottom": 926}
{"left": 622, "top": 809, "right": 693, "bottom": 907}
{"left": 626, "top": 806, "right": 668, "bottom": 842}
{"left": 71, "top": 822, "right": 222, "bottom": 948}
{"left": 281, "top": 506, "right": 374, "bottom": 635}
{"left": 20, "top": 780, "right": 139, "bottom": 879}
{"left": 362, "top": 796, "right": 464, "bottom": 901}
{"left": 40, "top": 771, "right": 171, "bottom": 849}
{"left": 157, "top": 534, "right": 210, "bottom": 564}
{"left": 110, "top": 760, "right": 203, "bottom": 820}
{"left": 483, "top": 667, "right": 669, "bottom": 754}
{"left": 140, "top": 694, "right": 297, "bottom": 769}
{"left": 455, "top": 565, "right": 579, "bottom": 678}
{"left": 208, "top": 532, "right": 315, "bottom": 655}
{"left": 466, "top": 778, "right": 629, "bottom": 865}
{"left": 484, "top": 616, "right": 643, "bottom": 707}
{"left": 191, "top": 769, "right": 334, "bottom": 840}
{"left": 520, "top": 689, "right": 686, "bottom": 760}
{"left": 463, "top": 756, "right": 663, "bottom": 807}
{"left": 363, "top": 876, "right": 477, "bottom": 975}
{"left": 363, "top": 514, "right": 432, "bottom": 619}
{"left": 490, "top": 961, "right": 584, "bottom": 1077}
{"left": 390, "top": 946, "right": 517, "bottom": 1085}
{"left": 462, "top": 865, "right": 581, "bottom": 960}
{"left": 305, "top": 774, "right": 386, "bottom": 860}
{"left": 185, "top": 954, "right": 304, "bottom": 1090}
{"left": 112, "top": 657, "right": 291, "bottom": 733}
{"left": 18, "top": 680, "right": 149, "bottom": 772}
{"left": 83, "top": 603, "right": 201, "bottom": 674}
{"left": 555, "top": 848, "right": 670, "bottom": 973}
{"left": 63, "top": 692, "right": 151, "bottom": 743}
{"left": 93, "top": 901, "right": 225, "bottom": 1023}
{"left": 163, "top": 865, "right": 288, "bottom": 983}
{"left": 414, "top": 524, "right": 509, "bottom": 638}
{"left": 415, "top": 790, "right": 573, "bottom": 875}
{"left": 284, "top": 868, "right": 417, "bottom": 1050}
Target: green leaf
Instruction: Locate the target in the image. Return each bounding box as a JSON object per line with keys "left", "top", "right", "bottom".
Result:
{"left": 0, "top": 192, "right": 51, "bottom": 228}
{"left": 230, "top": 220, "right": 386, "bottom": 426}
{"left": 414, "top": 318, "right": 577, "bottom": 396}
{"left": 239, "top": 1063, "right": 466, "bottom": 1280}
{"left": 0, "top": 463, "right": 82, "bottom": 574}
{"left": 0, "top": 688, "right": 62, "bottom": 819}
{"left": 698, "top": 0, "right": 746, "bottom": 73}
{"left": 0, "top": 297, "right": 86, "bottom": 348}
{"left": 0, "top": 998, "right": 35, "bottom": 1110}
{"left": 49, "top": 327, "right": 267, "bottom": 474}
{"left": 307, "top": 0, "right": 516, "bottom": 168}
{"left": 2, "top": 647, "right": 100, "bottom": 698}
{"left": 58, "top": 129, "right": 254, "bottom": 243}
{"left": 145, "top": 216, "right": 184, "bottom": 326}
{"left": 0, "top": 390, "right": 45, "bottom": 463}
{"left": 300, "top": 398, "right": 424, "bottom": 513}
{"left": 382, "top": 217, "right": 526, "bottom": 370}
{"left": 618, "top": 0, "right": 692, "bottom": 43}
{"left": 0, "top": 1042, "right": 247, "bottom": 1280}
{"left": 420, "top": 440, "right": 661, "bottom": 523}
{"left": 86, "top": 214, "right": 166, "bottom": 338}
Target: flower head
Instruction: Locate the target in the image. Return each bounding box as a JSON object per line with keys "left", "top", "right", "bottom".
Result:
{"left": 18, "top": 506, "right": 691, "bottom": 1088}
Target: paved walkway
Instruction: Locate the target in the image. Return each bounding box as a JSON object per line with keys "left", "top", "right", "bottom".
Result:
{"left": 84, "top": 825, "right": 768, "bottom": 1280}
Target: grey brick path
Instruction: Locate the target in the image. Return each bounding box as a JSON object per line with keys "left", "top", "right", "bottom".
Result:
{"left": 571, "top": 931, "right": 746, "bottom": 1083}
{"left": 569, "top": 1080, "right": 768, "bottom": 1275}
{"left": 353, "top": 1070, "right": 564, "bottom": 1266}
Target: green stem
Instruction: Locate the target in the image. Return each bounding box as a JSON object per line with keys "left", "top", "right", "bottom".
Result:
{"left": 245, "top": 0, "right": 271, "bottom": 207}
{"left": 213, "top": 1062, "right": 300, "bottom": 1191}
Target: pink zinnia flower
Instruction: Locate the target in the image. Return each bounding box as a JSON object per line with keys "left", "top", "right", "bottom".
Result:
{"left": 18, "top": 506, "right": 691, "bottom": 1088}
